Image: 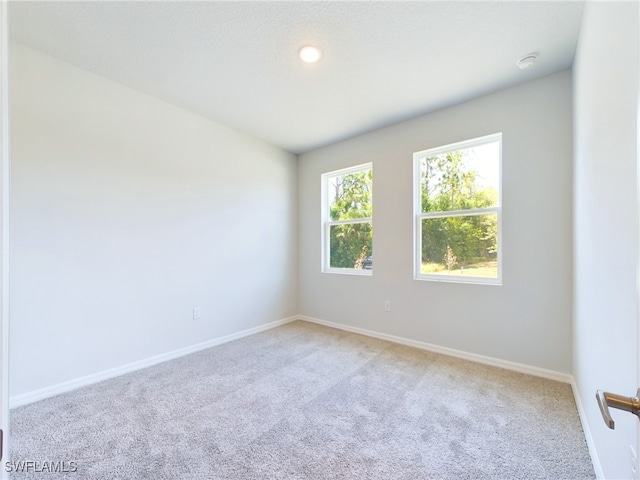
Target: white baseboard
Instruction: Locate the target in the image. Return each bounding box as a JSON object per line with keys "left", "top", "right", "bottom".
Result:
{"left": 10, "top": 315, "right": 298, "bottom": 408}
{"left": 300, "top": 316, "right": 605, "bottom": 477}
{"left": 300, "top": 316, "right": 606, "bottom": 475}
{"left": 298, "top": 315, "right": 573, "bottom": 384}
{"left": 12, "top": 313, "right": 572, "bottom": 404}
{"left": 571, "top": 379, "right": 604, "bottom": 479}
{"left": 11, "top": 313, "right": 600, "bottom": 478}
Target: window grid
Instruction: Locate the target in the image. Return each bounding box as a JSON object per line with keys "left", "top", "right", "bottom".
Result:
{"left": 321, "top": 163, "right": 373, "bottom": 275}
{"left": 413, "top": 133, "right": 502, "bottom": 285}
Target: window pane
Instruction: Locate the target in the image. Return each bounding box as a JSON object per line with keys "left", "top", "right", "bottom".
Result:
{"left": 421, "top": 214, "right": 497, "bottom": 278}
{"left": 329, "top": 223, "right": 373, "bottom": 270}
{"left": 328, "top": 169, "right": 372, "bottom": 221}
{"left": 420, "top": 141, "right": 499, "bottom": 213}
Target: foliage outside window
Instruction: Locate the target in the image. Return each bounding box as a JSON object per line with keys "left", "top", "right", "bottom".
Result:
{"left": 322, "top": 164, "right": 373, "bottom": 274}
{"left": 414, "top": 134, "right": 501, "bottom": 284}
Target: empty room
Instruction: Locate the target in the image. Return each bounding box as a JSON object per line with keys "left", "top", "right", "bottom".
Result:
{"left": 0, "top": 0, "right": 638, "bottom": 479}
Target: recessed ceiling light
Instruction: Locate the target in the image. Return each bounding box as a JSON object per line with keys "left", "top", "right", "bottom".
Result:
{"left": 299, "top": 46, "right": 322, "bottom": 64}
{"left": 516, "top": 53, "right": 538, "bottom": 70}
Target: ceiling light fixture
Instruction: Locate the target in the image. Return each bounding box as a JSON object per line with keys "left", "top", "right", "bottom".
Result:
{"left": 299, "top": 46, "right": 322, "bottom": 64}
{"left": 516, "top": 53, "right": 538, "bottom": 70}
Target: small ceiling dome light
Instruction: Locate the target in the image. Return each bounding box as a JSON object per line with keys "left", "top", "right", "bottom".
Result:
{"left": 517, "top": 53, "right": 538, "bottom": 70}
{"left": 299, "top": 46, "right": 322, "bottom": 64}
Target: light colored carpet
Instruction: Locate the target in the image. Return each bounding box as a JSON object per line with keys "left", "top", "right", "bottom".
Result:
{"left": 10, "top": 321, "right": 594, "bottom": 479}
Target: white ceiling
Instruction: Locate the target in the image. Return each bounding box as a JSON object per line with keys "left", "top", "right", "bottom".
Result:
{"left": 9, "top": 1, "right": 584, "bottom": 154}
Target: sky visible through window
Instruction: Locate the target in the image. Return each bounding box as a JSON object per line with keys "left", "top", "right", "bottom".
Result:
{"left": 462, "top": 141, "right": 499, "bottom": 192}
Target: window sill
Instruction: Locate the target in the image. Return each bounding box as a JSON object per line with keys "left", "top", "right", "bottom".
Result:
{"left": 323, "top": 268, "right": 372, "bottom": 276}
{"left": 414, "top": 274, "right": 501, "bottom": 286}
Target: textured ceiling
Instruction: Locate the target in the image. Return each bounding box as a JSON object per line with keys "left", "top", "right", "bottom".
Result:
{"left": 9, "top": 1, "right": 584, "bottom": 154}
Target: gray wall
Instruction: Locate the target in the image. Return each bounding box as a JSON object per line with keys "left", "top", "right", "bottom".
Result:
{"left": 573, "top": 2, "right": 639, "bottom": 478}
{"left": 9, "top": 44, "right": 298, "bottom": 397}
{"left": 299, "top": 71, "right": 573, "bottom": 374}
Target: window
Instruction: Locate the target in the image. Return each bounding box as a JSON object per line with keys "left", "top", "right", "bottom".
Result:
{"left": 414, "top": 133, "right": 501, "bottom": 284}
{"left": 322, "top": 163, "right": 373, "bottom": 274}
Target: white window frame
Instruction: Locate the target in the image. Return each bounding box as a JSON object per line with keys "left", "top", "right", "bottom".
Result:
{"left": 321, "top": 163, "right": 373, "bottom": 275}
{"left": 413, "top": 133, "right": 502, "bottom": 285}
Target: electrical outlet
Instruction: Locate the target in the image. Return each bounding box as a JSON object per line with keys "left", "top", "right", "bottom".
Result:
{"left": 193, "top": 307, "right": 201, "bottom": 320}
{"left": 384, "top": 301, "right": 391, "bottom": 312}
{"left": 630, "top": 444, "right": 637, "bottom": 476}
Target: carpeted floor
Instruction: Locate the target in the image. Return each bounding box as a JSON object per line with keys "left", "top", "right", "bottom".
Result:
{"left": 10, "top": 321, "right": 594, "bottom": 479}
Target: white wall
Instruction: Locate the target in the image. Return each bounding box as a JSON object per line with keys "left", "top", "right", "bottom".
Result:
{"left": 573, "top": 2, "right": 639, "bottom": 479}
{"left": 9, "top": 44, "right": 298, "bottom": 397}
{"left": 299, "top": 71, "right": 573, "bottom": 374}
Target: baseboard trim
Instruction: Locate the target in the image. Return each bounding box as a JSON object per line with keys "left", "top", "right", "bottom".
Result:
{"left": 10, "top": 315, "right": 298, "bottom": 408}
{"left": 301, "top": 316, "right": 602, "bottom": 474}
{"left": 11, "top": 313, "right": 599, "bottom": 477}
{"left": 11, "top": 314, "right": 572, "bottom": 400}
{"left": 571, "top": 379, "right": 604, "bottom": 479}
{"left": 298, "top": 315, "right": 572, "bottom": 384}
